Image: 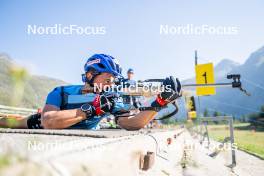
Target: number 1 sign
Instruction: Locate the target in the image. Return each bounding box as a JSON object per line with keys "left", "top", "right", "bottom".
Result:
{"left": 195, "top": 63, "right": 216, "bottom": 96}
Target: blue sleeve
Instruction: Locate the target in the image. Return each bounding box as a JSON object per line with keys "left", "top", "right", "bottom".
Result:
{"left": 45, "top": 87, "right": 62, "bottom": 108}
{"left": 112, "top": 97, "right": 132, "bottom": 113}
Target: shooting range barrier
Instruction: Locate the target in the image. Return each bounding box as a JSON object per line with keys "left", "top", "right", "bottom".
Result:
{"left": 191, "top": 116, "right": 236, "bottom": 167}
{"left": 0, "top": 128, "right": 184, "bottom": 175}
{"left": 0, "top": 105, "right": 36, "bottom": 117}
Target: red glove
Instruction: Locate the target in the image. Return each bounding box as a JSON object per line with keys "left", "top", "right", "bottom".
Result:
{"left": 151, "top": 76, "right": 181, "bottom": 107}
{"left": 92, "top": 94, "right": 113, "bottom": 116}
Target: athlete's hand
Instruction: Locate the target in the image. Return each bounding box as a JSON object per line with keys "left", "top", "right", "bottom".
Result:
{"left": 151, "top": 76, "right": 181, "bottom": 107}
{"left": 92, "top": 94, "right": 114, "bottom": 115}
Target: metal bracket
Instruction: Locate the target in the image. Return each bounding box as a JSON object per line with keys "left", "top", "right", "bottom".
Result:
{"left": 199, "top": 116, "right": 236, "bottom": 167}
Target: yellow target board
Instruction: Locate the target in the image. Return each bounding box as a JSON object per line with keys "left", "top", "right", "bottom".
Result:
{"left": 185, "top": 96, "right": 197, "bottom": 119}
{"left": 195, "top": 63, "right": 215, "bottom": 96}
{"left": 188, "top": 111, "right": 197, "bottom": 119}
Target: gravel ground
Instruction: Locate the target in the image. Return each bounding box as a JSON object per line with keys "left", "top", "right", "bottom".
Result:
{"left": 0, "top": 128, "right": 263, "bottom": 176}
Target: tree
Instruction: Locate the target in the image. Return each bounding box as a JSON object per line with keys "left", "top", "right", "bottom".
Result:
{"left": 162, "top": 118, "right": 176, "bottom": 125}
{"left": 260, "top": 105, "right": 264, "bottom": 117}
{"left": 203, "top": 108, "right": 209, "bottom": 117}
{"left": 248, "top": 105, "right": 264, "bottom": 127}
{"left": 8, "top": 66, "right": 30, "bottom": 106}
{"left": 240, "top": 115, "right": 246, "bottom": 123}
{"left": 213, "top": 111, "right": 221, "bottom": 117}
{"left": 213, "top": 111, "right": 221, "bottom": 124}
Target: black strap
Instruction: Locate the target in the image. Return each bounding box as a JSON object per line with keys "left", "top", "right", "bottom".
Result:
{"left": 138, "top": 102, "right": 179, "bottom": 121}
{"left": 60, "top": 86, "right": 67, "bottom": 110}
{"left": 139, "top": 106, "right": 164, "bottom": 112}
{"left": 89, "top": 73, "right": 101, "bottom": 86}
{"left": 27, "top": 113, "right": 43, "bottom": 129}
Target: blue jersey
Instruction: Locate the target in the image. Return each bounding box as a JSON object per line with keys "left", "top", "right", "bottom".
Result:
{"left": 45, "top": 85, "right": 127, "bottom": 130}
{"left": 122, "top": 79, "right": 137, "bottom": 87}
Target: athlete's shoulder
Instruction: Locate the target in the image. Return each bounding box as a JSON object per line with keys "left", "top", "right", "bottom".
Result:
{"left": 52, "top": 85, "right": 83, "bottom": 95}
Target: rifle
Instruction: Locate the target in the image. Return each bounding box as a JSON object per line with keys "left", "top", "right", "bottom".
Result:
{"left": 110, "top": 74, "right": 250, "bottom": 120}
{"left": 121, "top": 74, "right": 250, "bottom": 97}
{"left": 63, "top": 74, "right": 250, "bottom": 121}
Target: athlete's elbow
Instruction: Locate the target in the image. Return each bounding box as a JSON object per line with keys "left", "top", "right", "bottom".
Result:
{"left": 125, "top": 125, "right": 144, "bottom": 131}
{"left": 118, "top": 121, "right": 145, "bottom": 131}
{"left": 128, "top": 126, "right": 144, "bottom": 131}
{"left": 41, "top": 112, "right": 56, "bottom": 129}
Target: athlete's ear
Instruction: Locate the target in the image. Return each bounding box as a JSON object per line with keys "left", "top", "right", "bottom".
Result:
{"left": 86, "top": 72, "right": 93, "bottom": 81}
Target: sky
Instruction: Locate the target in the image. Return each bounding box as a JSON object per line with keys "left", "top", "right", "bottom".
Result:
{"left": 1, "top": 0, "right": 264, "bottom": 84}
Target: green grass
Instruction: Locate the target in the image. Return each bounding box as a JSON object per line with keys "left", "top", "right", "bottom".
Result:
{"left": 0, "top": 155, "right": 10, "bottom": 169}
{"left": 207, "top": 123, "right": 264, "bottom": 159}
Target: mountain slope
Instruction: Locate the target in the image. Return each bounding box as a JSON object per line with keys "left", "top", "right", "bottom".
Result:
{"left": 0, "top": 54, "right": 67, "bottom": 109}
{"left": 214, "top": 59, "right": 240, "bottom": 79}
{"left": 193, "top": 46, "right": 264, "bottom": 117}
{"left": 181, "top": 59, "right": 240, "bottom": 85}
